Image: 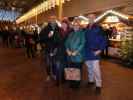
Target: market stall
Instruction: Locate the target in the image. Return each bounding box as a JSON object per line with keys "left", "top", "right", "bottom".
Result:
{"left": 95, "top": 10, "right": 133, "bottom": 57}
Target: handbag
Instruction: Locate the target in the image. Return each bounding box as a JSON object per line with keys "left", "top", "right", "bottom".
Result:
{"left": 64, "top": 67, "right": 81, "bottom": 81}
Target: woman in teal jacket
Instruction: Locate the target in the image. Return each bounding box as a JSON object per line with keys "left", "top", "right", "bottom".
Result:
{"left": 65, "top": 19, "right": 85, "bottom": 88}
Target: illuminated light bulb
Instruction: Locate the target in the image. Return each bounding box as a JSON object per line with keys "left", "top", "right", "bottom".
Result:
{"left": 42, "top": 2, "right": 45, "bottom": 11}
{"left": 104, "top": 16, "right": 120, "bottom": 23}
{"left": 56, "top": 0, "right": 59, "bottom": 6}
{"left": 45, "top": 1, "right": 48, "bottom": 10}
{"left": 95, "top": 10, "right": 129, "bottom": 23}
{"left": 108, "top": 10, "right": 128, "bottom": 19}
{"left": 16, "top": 0, "right": 71, "bottom": 24}
{"left": 48, "top": 0, "right": 52, "bottom": 10}
{"left": 51, "top": 0, "right": 56, "bottom": 7}
{"left": 41, "top": 7, "right": 44, "bottom": 13}
{"left": 78, "top": 15, "right": 89, "bottom": 21}
{"left": 42, "top": 2, "right": 46, "bottom": 11}
{"left": 50, "top": 0, "right": 55, "bottom": 8}
{"left": 62, "top": 0, "right": 65, "bottom": 3}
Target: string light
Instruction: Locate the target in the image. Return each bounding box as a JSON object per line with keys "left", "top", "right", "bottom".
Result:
{"left": 48, "top": 0, "right": 51, "bottom": 10}
{"left": 95, "top": 10, "right": 129, "bottom": 22}
{"left": 56, "top": 0, "right": 60, "bottom": 6}
{"left": 62, "top": 0, "right": 65, "bottom": 3}
{"left": 16, "top": 0, "right": 71, "bottom": 24}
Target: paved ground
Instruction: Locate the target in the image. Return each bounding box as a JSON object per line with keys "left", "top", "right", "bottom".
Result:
{"left": 0, "top": 47, "right": 133, "bottom": 100}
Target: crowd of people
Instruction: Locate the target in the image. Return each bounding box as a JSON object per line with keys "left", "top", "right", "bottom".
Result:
{"left": 0, "top": 26, "right": 40, "bottom": 58}
{"left": 39, "top": 14, "right": 107, "bottom": 93}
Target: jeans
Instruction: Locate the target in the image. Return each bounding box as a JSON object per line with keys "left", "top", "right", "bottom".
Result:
{"left": 45, "top": 52, "right": 64, "bottom": 82}
{"left": 85, "top": 60, "right": 102, "bottom": 87}
{"left": 45, "top": 54, "right": 56, "bottom": 76}
{"left": 26, "top": 46, "right": 35, "bottom": 58}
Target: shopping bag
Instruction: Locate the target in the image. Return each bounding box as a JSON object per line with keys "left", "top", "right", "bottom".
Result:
{"left": 64, "top": 68, "right": 81, "bottom": 81}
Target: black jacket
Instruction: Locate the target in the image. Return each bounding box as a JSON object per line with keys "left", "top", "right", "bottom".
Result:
{"left": 39, "top": 23, "right": 62, "bottom": 53}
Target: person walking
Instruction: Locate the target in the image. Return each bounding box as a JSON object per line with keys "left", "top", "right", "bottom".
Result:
{"left": 33, "top": 28, "right": 39, "bottom": 53}
{"left": 25, "top": 34, "right": 35, "bottom": 58}
{"left": 85, "top": 14, "right": 107, "bottom": 93}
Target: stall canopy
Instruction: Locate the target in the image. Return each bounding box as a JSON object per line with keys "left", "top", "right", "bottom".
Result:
{"left": 94, "top": 10, "right": 133, "bottom": 25}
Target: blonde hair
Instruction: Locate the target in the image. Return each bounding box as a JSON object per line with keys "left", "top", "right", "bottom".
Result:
{"left": 73, "top": 17, "right": 81, "bottom": 26}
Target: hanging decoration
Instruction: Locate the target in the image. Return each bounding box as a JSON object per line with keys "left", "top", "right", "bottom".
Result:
{"left": 62, "top": 0, "right": 65, "bottom": 4}
{"left": 94, "top": 10, "right": 129, "bottom": 23}
{"left": 51, "top": 0, "right": 56, "bottom": 8}
{"left": 56, "top": 0, "right": 60, "bottom": 6}
{"left": 16, "top": 0, "right": 71, "bottom": 24}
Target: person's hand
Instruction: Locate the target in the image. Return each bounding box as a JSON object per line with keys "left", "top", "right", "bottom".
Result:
{"left": 72, "top": 51, "right": 78, "bottom": 56}
{"left": 48, "top": 31, "right": 54, "bottom": 38}
{"left": 66, "top": 49, "right": 72, "bottom": 56}
{"left": 94, "top": 50, "right": 101, "bottom": 56}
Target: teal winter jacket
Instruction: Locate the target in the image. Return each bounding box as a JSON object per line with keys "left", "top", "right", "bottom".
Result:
{"left": 65, "top": 30, "right": 85, "bottom": 63}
